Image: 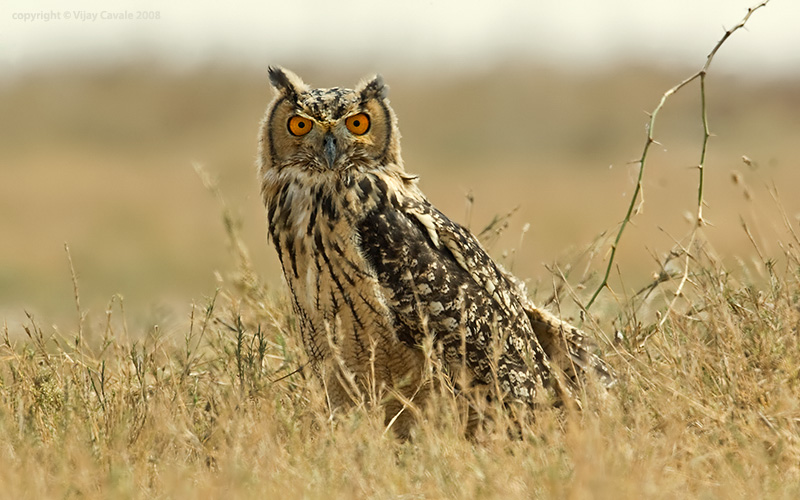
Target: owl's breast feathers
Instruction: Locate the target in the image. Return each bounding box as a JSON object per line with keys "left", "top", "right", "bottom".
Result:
{"left": 266, "top": 168, "right": 612, "bottom": 407}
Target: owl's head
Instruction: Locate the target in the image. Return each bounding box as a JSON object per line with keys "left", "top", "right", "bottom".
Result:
{"left": 258, "top": 67, "right": 402, "bottom": 179}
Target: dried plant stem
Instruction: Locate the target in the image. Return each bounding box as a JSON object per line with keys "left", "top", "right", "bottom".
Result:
{"left": 64, "top": 242, "right": 84, "bottom": 344}
{"left": 586, "top": 0, "right": 771, "bottom": 310}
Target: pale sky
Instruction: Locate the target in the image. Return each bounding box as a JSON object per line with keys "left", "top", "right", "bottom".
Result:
{"left": 1, "top": 0, "right": 798, "bottom": 78}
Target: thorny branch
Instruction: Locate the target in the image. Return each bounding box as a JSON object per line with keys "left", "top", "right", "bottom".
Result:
{"left": 585, "top": 0, "right": 772, "bottom": 311}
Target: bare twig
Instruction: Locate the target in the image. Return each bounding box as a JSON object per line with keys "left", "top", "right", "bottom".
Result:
{"left": 585, "top": 1, "right": 771, "bottom": 310}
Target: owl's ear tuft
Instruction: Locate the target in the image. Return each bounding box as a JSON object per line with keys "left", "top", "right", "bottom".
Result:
{"left": 268, "top": 66, "right": 308, "bottom": 99}
{"left": 357, "top": 74, "right": 388, "bottom": 103}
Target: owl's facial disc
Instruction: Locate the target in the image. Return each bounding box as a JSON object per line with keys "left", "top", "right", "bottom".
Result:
{"left": 261, "top": 67, "right": 400, "bottom": 174}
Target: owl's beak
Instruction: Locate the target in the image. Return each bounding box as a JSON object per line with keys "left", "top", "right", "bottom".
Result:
{"left": 322, "top": 133, "right": 338, "bottom": 169}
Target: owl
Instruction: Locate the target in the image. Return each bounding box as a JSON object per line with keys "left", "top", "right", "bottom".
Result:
{"left": 257, "top": 67, "right": 611, "bottom": 434}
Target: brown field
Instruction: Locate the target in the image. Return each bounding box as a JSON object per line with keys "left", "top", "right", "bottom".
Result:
{"left": 2, "top": 62, "right": 799, "bottom": 322}
{"left": 1, "top": 61, "right": 799, "bottom": 497}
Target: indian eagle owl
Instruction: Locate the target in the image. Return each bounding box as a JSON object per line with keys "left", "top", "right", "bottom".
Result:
{"left": 257, "top": 67, "right": 611, "bottom": 432}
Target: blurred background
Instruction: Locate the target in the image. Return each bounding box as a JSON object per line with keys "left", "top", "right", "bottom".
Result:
{"left": 2, "top": 0, "right": 799, "bottom": 326}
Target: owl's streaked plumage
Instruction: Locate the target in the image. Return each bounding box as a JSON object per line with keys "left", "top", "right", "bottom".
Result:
{"left": 257, "top": 67, "right": 611, "bottom": 433}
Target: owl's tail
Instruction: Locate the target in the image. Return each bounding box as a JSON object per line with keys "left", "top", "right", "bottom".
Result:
{"left": 524, "top": 304, "right": 615, "bottom": 392}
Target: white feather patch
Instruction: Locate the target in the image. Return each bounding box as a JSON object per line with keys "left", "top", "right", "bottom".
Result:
{"left": 412, "top": 211, "right": 441, "bottom": 248}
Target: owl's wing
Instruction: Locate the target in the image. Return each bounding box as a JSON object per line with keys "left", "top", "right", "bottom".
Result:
{"left": 358, "top": 194, "right": 550, "bottom": 402}
{"left": 405, "top": 199, "right": 615, "bottom": 389}
{"left": 357, "top": 192, "right": 613, "bottom": 401}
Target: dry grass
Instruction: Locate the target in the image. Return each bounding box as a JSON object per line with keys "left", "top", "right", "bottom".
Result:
{"left": 1, "top": 206, "right": 799, "bottom": 498}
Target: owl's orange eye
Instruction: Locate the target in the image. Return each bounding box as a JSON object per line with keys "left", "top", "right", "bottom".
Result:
{"left": 345, "top": 113, "right": 370, "bottom": 135}
{"left": 288, "top": 116, "right": 313, "bottom": 136}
